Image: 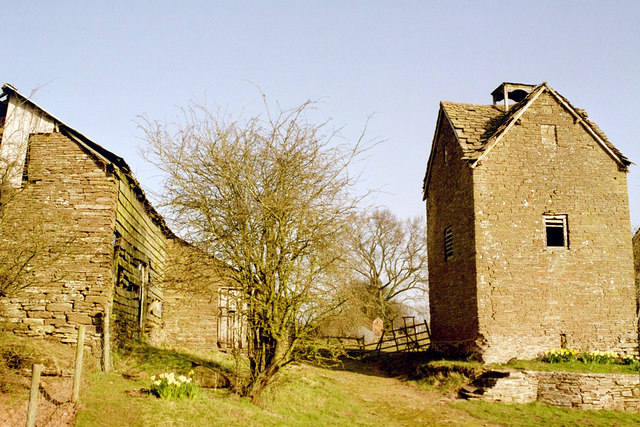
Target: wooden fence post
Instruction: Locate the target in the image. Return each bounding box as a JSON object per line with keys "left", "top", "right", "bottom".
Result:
{"left": 102, "top": 309, "right": 111, "bottom": 373}
{"left": 72, "top": 325, "right": 86, "bottom": 402}
{"left": 26, "top": 363, "right": 42, "bottom": 427}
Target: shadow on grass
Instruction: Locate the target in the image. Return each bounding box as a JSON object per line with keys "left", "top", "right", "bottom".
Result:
{"left": 119, "top": 343, "right": 234, "bottom": 374}
{"left": 310, "top": 350, "right": 472, "bottom": 380}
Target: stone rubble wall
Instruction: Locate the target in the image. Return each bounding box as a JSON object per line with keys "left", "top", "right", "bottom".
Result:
{"left": 474, "top": 92, "right": 637, "bottom": 363}
{"left": 0, "top": 132, "right": 118, "bottom": 350}
{"left": 426, "top": 114, "right": 479, "bottom": 357}
{"left": 477, "top": 370, "right": 640, "bottom": 411}
{"left": 159, "top": 238, "right": 221, "bottom": 350}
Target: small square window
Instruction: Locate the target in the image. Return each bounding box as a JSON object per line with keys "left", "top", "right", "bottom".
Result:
{"left": 444, "top": 226, "right": 453, "bottom": 261}
{"left": 543, "top": 215, "right": 568, "bottom": 248}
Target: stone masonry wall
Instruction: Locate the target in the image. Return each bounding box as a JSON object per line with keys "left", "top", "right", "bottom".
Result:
{"left": 632, "top": 229, "right": 640, "bottom": 293}
{"left": 476, "top": 370, "right": 640, "bottom": 411}
{"left": 426, "top": 113, "right": 479, "bottom": 357}
{"left": 0, "top": 132, "right": 117, "bottom": 350}
{"left": 473, "top": 91, "right": 637, "bottom": 362}
{"left": 160, "top": 238, "right": 220, "bottom": 350}
{"left": 0, "top": 130, "right": 230, "bottom": 353}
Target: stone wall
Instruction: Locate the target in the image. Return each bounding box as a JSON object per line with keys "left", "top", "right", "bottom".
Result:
{"left": 0, "top": 128, "right": 232, "bottom": 353}
{"left": 473, "top": 91, "right": 636, "bottom": 362}
{"left": 426, "top": 113, "right": 479, "bottom": 357}
{"left": 160, "top": 238, "right": 220, "bottom": 350}
{"left": 0, "top": 132, "right": 117, "bottom": 350}
{"left": 475, "top": 370, "right": 640, "bottom": 411}
{"left": 632, "top": 229, "right": 640, "bottom": 292}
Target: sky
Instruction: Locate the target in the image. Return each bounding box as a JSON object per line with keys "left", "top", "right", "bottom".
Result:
{"left": 2, "top": 1, "right": 640, "bottom": 226}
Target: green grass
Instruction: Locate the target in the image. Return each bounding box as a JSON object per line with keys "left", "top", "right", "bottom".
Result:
{"left": 74, "top": 345, "right": 640, "bottom": 426}
{"left": 455, "top": 400, "right": 640, "bottom": 426}
{"left": 75, "top": 345, "right": 380, "bottom": 426}
{"left": 496, "top": 359, "right": 640, "bottom": 375}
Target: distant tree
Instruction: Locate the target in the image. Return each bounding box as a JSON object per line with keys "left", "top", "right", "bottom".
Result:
{"left": 348, "top": 208, "right": 428, "bottom": 328}
{"left": 140, "top": 99, "right": 367, "bottom": 400}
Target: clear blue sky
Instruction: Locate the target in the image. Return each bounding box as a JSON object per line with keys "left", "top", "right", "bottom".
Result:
{"left": 2, "top": 1, "right": 640, "bottom": 225}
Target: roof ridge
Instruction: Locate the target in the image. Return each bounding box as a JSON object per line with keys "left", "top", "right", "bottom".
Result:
{"left": 440, "top": 101, "right": 501, "bottom": 108}
{"left": 1, "top": 83, "right": 176, "bottom": 238}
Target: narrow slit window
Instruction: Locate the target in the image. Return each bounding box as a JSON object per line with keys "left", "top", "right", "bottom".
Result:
{"left": 137, "top": 261, "right": 149, "bottom": 328}
{"left": 444, "top": 226, "right": 453, "bottom": 261}
{"left": 543, "top": 215, "right": 568, "bottom": 248}
{"left": 21, "top": 139, "right": 32, "bottom": 185}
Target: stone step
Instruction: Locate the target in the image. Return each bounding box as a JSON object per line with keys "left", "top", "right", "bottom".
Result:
{"left": 458, "top": 384, "right": 484, "bottom": 399}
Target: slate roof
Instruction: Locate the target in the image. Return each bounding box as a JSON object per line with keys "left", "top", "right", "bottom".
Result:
{"left": 423, "top": 83, "right": 631, "bottom": 199}
{"left": 439, "top": 83, "right": 630, "bottom": 167}
{"left": 439, "top": 102, "right": 503, "bottom": 160}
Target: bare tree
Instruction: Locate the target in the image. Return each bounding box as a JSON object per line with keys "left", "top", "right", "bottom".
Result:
{"left": 140, "top": 99, "right": 366, "bottom": 399}
{"left": 348, "top": 208, "right": 428, "bottom": 327}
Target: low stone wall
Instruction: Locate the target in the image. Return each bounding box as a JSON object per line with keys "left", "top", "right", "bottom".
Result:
{"left": 475, "top": 370, "right": 640, "bottom": 411}
{"left": 537, "top": 371, "right": 640, "bottom": 411}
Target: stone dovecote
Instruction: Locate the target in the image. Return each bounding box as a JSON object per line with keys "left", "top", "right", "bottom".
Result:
{"left": 423, "top": 82, "right": 637, "bottom": 363}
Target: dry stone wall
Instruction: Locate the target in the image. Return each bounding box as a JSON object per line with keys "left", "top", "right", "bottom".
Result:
{"left": 0, "top": 132, "right": 117, "bottom": 350}
{"left": 474, "top": 370, "right": 640, "bottom": 411}
{"left": 426, "top": 115, "right": 479, "bottom": 358}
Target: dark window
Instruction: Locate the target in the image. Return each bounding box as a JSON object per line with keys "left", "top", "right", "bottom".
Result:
{"left": 137, "top": 261, "right": 149, "bottom": 328}
{"left": 544, "top": 215, "right": 568, "bottom": 248}
{"left": 444, "top": 226, "right": 453, "bottom": 261}
{"left": 21, "top": 139, "right": 32, "bottom": 185}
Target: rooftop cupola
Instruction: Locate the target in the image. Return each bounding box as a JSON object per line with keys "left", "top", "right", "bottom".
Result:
{"left": 491, "top": 82, "right": 536, "bottom": 111}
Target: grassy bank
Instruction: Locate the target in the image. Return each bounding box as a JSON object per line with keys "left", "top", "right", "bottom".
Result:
{"left": 74, "top": 346, "right": 640, "bottom": 426}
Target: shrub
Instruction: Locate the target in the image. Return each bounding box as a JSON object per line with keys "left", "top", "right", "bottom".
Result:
{"left": 542, "top": 348, "right": 578, "bottom": 363}
{"left": 150, "top": 371, "right": 200, "bottom": 400}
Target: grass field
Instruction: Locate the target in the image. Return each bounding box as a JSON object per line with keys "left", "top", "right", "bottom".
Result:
{"left": 72, "top": 346, "right": 640, "bottom": 426}
{"left": 3, "top": 334, "right": 640, "bottom": 426}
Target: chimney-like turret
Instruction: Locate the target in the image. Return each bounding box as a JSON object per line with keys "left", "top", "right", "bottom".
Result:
{"left": 491, "top": 82, "right": 536, "bottom": 111}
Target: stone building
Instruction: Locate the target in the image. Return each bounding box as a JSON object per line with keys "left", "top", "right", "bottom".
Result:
{"left": 0, "top": 84, "right": 228, "bottom": 352}
{"left": 423, "top": 82, "right": 637, "bottom": 363}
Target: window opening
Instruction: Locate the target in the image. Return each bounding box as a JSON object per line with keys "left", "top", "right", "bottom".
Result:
{"left": 444, "top": 226, "right": 453, "bottom": 261}
{"left": 543, "top": 214, "right": 568, "bottom": 248}
{"left": 137, "top": 262, "right": 148, "bottom": 328}
{"left": 560, "top": 333, "right": 567, "bottom": 349}
{"left": 21, "top": 139, "right": 32, "bottom": 185}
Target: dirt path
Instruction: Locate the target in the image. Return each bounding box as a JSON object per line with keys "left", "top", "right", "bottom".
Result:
{"left": 313, "top": 360, "right": 496, "bottom": 426}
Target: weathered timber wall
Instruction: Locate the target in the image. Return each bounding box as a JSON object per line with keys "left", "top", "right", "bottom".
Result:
{"left": 111, "top": 169, "right": 167, "bottom": 344}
